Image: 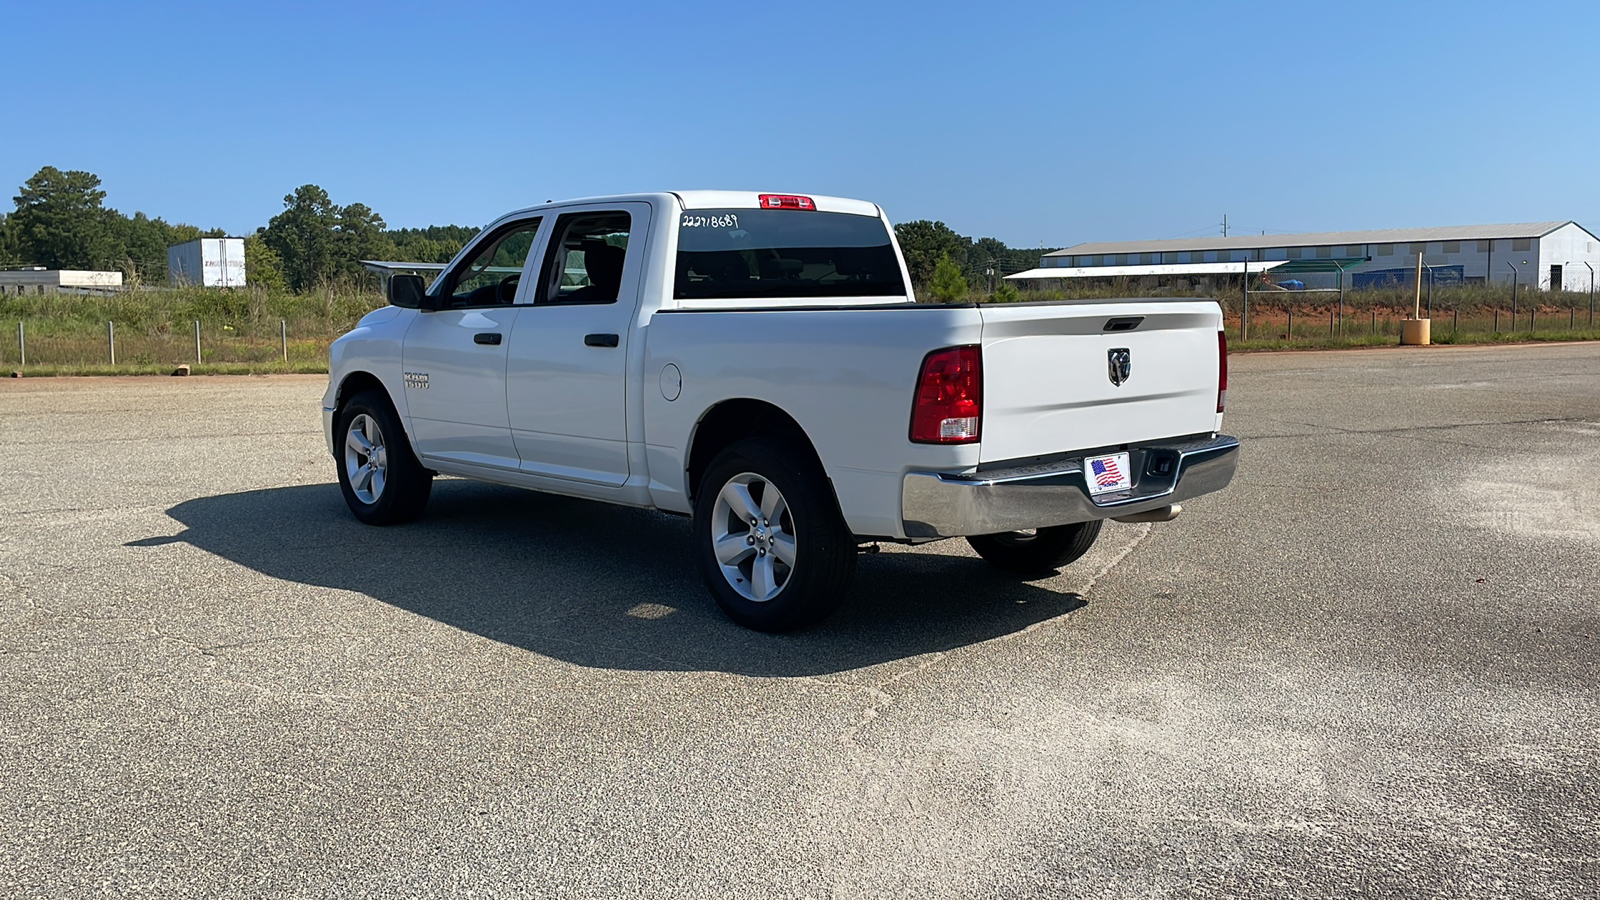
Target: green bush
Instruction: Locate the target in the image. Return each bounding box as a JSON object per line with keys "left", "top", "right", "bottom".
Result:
{"left": 927, "top": 253, "right": 969, "bottom": 304}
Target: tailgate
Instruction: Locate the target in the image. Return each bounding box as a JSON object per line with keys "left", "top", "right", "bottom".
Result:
{"left": 977, "top": 301, "right": 1222, "bottom": 463}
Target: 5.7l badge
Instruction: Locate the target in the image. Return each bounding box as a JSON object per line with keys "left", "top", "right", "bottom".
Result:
{"left": 403, "top": 371, "right": 429, "bottom": 390}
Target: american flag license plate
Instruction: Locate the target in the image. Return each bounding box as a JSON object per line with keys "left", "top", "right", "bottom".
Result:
{"left": 1085, "top": 452, "right": 1132, "bottom": 496}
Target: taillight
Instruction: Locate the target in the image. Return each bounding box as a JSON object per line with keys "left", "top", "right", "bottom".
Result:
{"left": 910, "top": 346, "right": 983, "bottom": 443}
{"left": 759, "top": 194, "right": 816, "bottom": 210}
{"left": 1217, "top": 330, "right": 1228, "bottom": 413}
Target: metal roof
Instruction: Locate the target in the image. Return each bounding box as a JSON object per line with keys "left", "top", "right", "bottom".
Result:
{"left": 1006, "top": 260, "right": 1289, "bottom": 280}
{"left": 1273, "top": 258, "right": 1369, "bottom": 273}
{"left": 1045, "top": 221, "right": 1588, "bottom": 258}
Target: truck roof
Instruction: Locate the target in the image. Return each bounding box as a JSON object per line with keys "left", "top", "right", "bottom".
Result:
{"left": 493, "top": 191, "right": 882, "bottom": 223}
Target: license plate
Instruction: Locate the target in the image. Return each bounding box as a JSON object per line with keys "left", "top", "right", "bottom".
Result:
{"left": 1085, "top": 452, "right": 1132, "bottom": 495}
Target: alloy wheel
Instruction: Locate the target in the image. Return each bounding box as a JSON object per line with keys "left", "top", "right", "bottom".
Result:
{"left": 709, "top": 472, "right": 796, "bottom": 602}
{"left": 343, "top": 413, "right": 388, "bottom": 505}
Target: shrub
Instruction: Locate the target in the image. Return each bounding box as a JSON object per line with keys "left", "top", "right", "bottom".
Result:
{"left": 928, "top": 253, "right": 968, "bottom": 304}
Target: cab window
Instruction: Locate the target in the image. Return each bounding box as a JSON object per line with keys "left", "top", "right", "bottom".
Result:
{"left": 440, "top": 218, "right": 542, "bottom": 307}
{"left": 538, "top": 211, "right": 632, "bottom": 304}
{"left": 674, "top": 209, "right": 903, "bottom": 300}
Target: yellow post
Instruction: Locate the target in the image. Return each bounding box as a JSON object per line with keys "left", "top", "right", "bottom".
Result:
{"left": 1401, "top": 251, "right": 1432, "bottom": 345}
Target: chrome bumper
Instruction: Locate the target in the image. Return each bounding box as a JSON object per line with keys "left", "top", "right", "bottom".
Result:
{"left": 901, "top": 434, "right": 1240, "bottom": 539}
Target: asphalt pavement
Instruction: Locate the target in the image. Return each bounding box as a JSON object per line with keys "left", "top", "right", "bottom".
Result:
{"left": 1, "top": 343, "right": 1597, "bottom": 898}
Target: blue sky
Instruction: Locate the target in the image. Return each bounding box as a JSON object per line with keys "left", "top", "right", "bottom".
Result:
{"left": 7, "top": 0, "right": 1598, "bottom": 248}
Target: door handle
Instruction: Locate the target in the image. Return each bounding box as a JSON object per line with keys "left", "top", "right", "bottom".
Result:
{"left": 584, "top": 333, "right": 620, "bottom": 348}
{"left": 473, "top": 332, "right": 502, "bottom": 345}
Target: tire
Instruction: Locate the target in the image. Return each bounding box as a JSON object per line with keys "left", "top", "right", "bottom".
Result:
{"left": 335, "top": 389, "right": 433, "bottom": 526}
{"left": 693, "top": 439, "right": 856, "bottom": 632}
{"left": 967, "top": 520, "right": 1103, "bottom": 575}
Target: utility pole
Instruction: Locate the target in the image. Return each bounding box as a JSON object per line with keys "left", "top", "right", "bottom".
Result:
{"left": 1221, "top": 214, "right": 1228, "bottom": 237}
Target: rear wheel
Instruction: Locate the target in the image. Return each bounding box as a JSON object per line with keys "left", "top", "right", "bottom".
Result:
{"left": 694, "top": 439, "right": 856, "bottom": 632}
{"left": 336, "top": 389, "right": 432, "bottom": 526}
{"left": 967, "top": 520, "right": 1103, "bottom": 575}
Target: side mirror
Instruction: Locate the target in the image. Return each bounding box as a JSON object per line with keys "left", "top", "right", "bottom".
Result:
{"left": 388, "top": 274, "right": 429, "bottom": 309}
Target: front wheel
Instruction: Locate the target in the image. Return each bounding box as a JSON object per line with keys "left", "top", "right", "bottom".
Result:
{"left": 694, "top": 439, "right": 856, "bottom": 632}
{"left": 967, "top": 520, "right": 1103, "bottom": 575}
{"left": 336, "top": 389, "right": 433, "bottom": 526}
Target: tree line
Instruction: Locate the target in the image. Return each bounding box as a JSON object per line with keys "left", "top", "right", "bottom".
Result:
{"left": 0, "top": 166, "right": 1058, "bottom": 296}
{"left": 0, "top": 167, "right": 223, "bottom": 284}
{"left": 0, "top": 167, "right": 481, "bottom": 292}
{"left": 892, "top": 218, "right": 1060, "bottom": 302}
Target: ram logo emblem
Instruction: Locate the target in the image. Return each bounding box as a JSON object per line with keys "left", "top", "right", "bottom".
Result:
{"left": 403, "top": 371, "right": 429, "bottom": 390}
{"left": 1107, "top": 349, "right": 1131, "bottom": 387}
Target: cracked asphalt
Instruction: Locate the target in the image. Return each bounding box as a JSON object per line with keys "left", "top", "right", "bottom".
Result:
{"left": 2, "top": 342, "right": 1597, "bottom": 898}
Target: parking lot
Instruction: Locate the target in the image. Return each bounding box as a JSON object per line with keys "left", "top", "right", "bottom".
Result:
{"left": 2, "top": 343, "right": 1597, "bottom": 898}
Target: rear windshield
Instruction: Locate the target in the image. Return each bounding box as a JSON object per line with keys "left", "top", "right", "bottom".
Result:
{"left": 675, "top": 209, "right": 905, "bottom": 300}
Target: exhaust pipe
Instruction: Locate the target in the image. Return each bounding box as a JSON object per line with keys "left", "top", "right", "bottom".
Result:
{"left": 1111, "top": 504, "right": 1181, "bottom": 524}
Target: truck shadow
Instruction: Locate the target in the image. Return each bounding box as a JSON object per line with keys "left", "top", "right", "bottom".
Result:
{"left": 134, "top": 480, "right": 1087, "bottom": 677}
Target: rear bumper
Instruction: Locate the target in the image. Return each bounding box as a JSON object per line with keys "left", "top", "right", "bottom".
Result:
{"left": 901, "top": 433, "right": 1240, "bottom": 538}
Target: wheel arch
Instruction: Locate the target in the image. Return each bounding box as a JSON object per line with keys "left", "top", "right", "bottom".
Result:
{"left": 334, "top": 370, "right": 389, "bottom": 410}
{"left": 332, "top": 371, "right": 416, "bottom": 458}
{"left": 685, "top": 399, "right": 837, "bottom": 508}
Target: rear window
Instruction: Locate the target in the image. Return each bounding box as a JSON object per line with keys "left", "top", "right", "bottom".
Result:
{"left": 675, "top": 209, "right": 905, "bottom": 300}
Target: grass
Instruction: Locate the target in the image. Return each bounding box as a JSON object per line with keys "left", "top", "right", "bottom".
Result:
{"left": 0, "top": 281, "right": 386, "bottom": 328}
{"left": 1, "top": 281, "right": 1595, "bottom": 376}
{"left": 1, "top": 282, "right": 383, "bottom": 374}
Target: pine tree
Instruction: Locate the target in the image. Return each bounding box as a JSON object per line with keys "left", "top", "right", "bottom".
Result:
{"left": 928, "top": 252, "right": 969, "bottom": 304}
{"left": 10, "top": 167, "right": 119, "bottom": 269}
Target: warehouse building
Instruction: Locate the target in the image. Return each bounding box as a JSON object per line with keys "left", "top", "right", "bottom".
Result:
{"left": 1009, "top": 221, "right": 1600, "bottom": 291}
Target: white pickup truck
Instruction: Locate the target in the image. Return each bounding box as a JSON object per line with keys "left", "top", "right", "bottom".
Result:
{"left": 323, "top": 191, "right": 1238, "bottom": 631}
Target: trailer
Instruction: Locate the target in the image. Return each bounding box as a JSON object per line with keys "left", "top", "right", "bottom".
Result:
{"left": 168, "top": 238, "right": 246, "bottom": 287}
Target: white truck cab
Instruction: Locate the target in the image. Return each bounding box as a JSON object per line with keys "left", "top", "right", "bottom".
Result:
{"left": 325, "top": 191, "right": 1239, "bottom": 631}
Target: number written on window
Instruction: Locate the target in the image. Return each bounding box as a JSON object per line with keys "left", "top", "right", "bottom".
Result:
{"left": 681, "top": 214, "right": 739, "bottom": 229}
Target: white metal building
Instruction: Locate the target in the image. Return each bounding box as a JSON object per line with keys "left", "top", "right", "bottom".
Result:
{"left": 1012, "top": 222, "right": 1600, "bottom": 291}
{"left": 0, "top": 268, "right": 123, "bottom": 295}
{"left": 168, "top": 237, "right": 246, "bottom": 287}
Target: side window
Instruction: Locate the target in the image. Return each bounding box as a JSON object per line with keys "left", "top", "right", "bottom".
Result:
{"left": 538, "top": 211, "right": 633, "bottom": 304}
{"left": 439, "top": 218, "right": 542, "bottom": 307}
